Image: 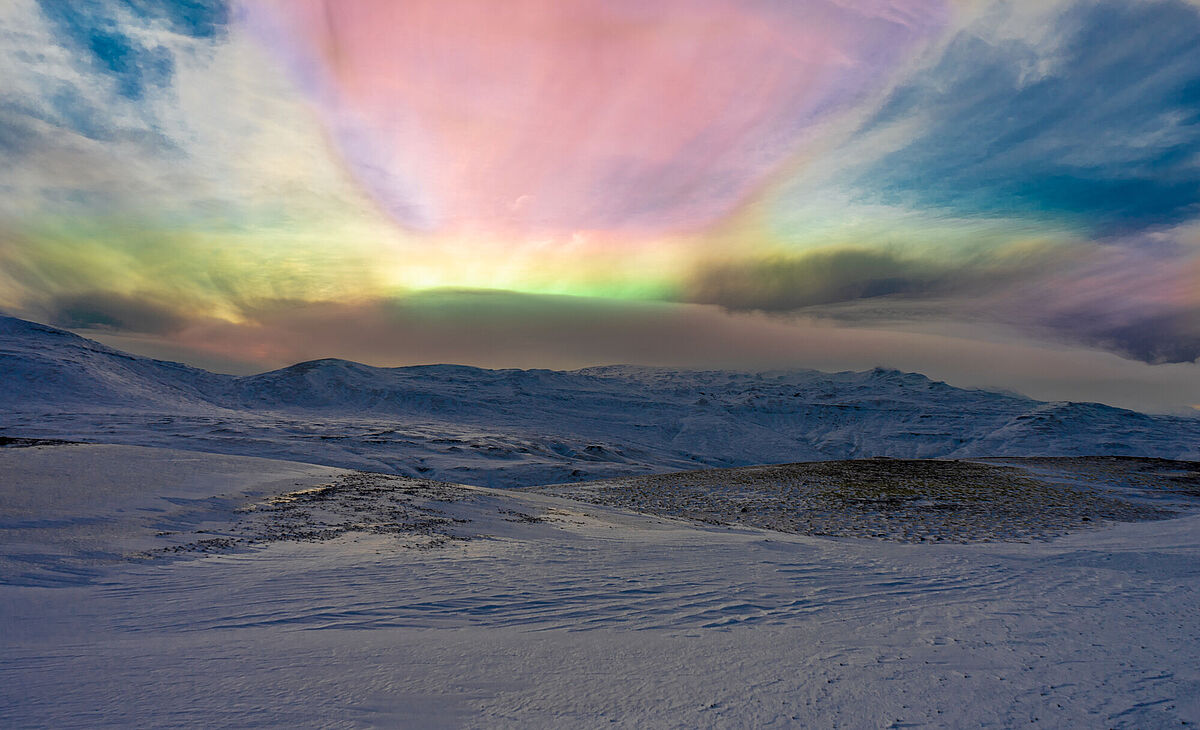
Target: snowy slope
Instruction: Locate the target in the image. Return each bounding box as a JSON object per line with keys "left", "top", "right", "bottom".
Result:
{"left": 0, "top": 316, "right": 230, "bottom": 411}
{"left": 3, "top": 314, "right": 1198, "bottom": 486}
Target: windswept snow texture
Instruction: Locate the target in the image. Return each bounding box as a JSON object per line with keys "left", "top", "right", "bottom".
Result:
{"left": 3, "top": 315, "right": 1198, "bottom": 487}
{"left": 2, "top": 445, "right": 1199, "bottom": 727}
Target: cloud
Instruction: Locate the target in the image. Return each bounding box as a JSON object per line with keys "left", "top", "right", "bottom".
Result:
{"left": 682, "top": 230, "right": 1200, "bottom": 364}
{"left": 0, "top": 0, "right": 372, "bottom": 229}
{"left": 43, "top": 291, "right": 188, "bottom": 334}
{"left": 242, "top": 0, "right": 947, "bottom": 233}
{"left": 846, "top": 0, "right": 1200, "bottom": 233}
{"left": 682, "top": 248, "right": 956, "bottom": 311}
{"left": 802, "top": 293, "right": 1200, "bottom": 366}
{"left": 1051, "top": 309, "right": 1200, "bottom": 365}
{"left": 734, "top": 0, "right": 1200, "bottom": 367}
{"left": 33, "top": 0, "right": 229, "bottom": 101}
{"left": 0, "top": 103, "right": 41, "bottom": 154}
{"left": 989, "top": 239, "right": 1200, "bottom": 363}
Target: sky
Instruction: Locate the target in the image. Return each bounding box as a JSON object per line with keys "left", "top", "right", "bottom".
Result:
{"left": 0, "top": 0, "right": 1198, "bottom": 413}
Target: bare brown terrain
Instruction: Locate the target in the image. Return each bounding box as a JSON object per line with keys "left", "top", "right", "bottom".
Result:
{"left": 525, "top": 457, "right": 1200, "bottom": 543}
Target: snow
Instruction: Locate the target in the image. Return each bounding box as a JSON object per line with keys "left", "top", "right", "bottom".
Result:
{"left": 3, "top": 444, "right": 1199, "bottom": 727}
{"left": 3, "top": 315, "right": 1198, "bottom": 488}
{"left": 4, "top": 314, "right": 1200, "bottom": 726}
{"left": 0, "top": 443, "right": 345, "bottom": 586}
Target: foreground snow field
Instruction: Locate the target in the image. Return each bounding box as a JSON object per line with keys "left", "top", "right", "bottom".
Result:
{"left": 3, "top": 444, "right": 1198, "bottom": 728}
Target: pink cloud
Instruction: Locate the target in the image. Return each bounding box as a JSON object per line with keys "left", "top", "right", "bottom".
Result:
{"left": 243, "top": 0, "right": 946, "bottom": 233}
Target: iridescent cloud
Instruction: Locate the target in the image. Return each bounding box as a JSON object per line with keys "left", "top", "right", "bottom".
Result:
{"left": 0, "top": 0, "right": 1198, "bottom": 411}
{"left": 244, "top": 0, "right": 948, "bottom": 232}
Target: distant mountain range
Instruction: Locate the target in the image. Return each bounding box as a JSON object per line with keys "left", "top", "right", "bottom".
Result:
{"left": 2, "top": 314, "right": 1197, "bottom": 486}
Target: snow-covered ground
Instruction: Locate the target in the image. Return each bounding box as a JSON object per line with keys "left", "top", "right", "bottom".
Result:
{"left": 3, "top": 443, "right": 1199, "bottom": 728}
{"left": 3, "top": 315, "right": 1199, "bottom": 487}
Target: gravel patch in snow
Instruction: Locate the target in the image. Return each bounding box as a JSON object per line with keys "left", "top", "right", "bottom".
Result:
{"left": 153, "top": 472, "right": 485, "bottom": 554}
{"left": 527, "top": 457, "right": 1194, "bottom": 542}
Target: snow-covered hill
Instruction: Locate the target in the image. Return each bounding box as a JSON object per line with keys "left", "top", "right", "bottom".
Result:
{"left": 0, "top": 316, "right": 228, "bottom": 410}
{"left": 3, "top": 314, "right": 1197, "bottom": 485}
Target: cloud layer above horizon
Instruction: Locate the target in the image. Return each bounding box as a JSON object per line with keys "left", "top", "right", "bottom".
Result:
{"left": 1, "top": 0, "right": 1198, "bottom": 411}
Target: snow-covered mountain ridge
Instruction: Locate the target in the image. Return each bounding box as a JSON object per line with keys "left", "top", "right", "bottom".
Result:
{"left": 2, "top": 314, "right": 1197, "bottom": 486}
